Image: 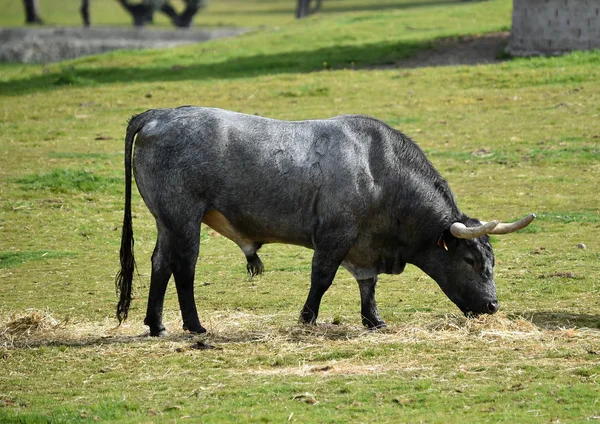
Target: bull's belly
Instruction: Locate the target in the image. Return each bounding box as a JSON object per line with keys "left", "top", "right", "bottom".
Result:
{"left": 203, "top": 210, "right": 407, "bottom": 280}
{"left": 201, "top": 209, "right": 313, "bottom": 254}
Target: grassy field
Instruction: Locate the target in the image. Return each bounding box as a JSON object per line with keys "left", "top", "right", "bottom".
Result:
{"left": 1, "top": 0, "right": 600, "bottom": 422}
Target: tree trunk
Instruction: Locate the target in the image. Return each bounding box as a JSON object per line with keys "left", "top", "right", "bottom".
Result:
{"left": 296, "top": 0, "right": 322, "bottom": 19}
{"left": 117, "top": 0, "right": 156, "bottom": 27}
{"left": 80, "top": 0, "right": 91, "bottom": 27}
{"left": 23, "top": 0, "right": 43, "bottom": 24}
{"left": 117, "top": 0, "right": 204, "bottom": 28}
{"left": 167, "top": 0, "right": 205, "bottom": 28}
{"left": 296, "top": 0, "right": 308, "bottom": 18}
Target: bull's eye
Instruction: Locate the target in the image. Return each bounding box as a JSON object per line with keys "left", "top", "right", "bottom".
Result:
{"left": 464, "top": 257, "right": 475, "bottom": 267}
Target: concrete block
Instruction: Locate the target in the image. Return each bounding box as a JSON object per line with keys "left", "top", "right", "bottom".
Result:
{"left": 508, "top": 0, "right": 600, "bottom": 55}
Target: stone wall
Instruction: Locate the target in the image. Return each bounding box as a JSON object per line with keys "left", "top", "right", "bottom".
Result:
{"left": 0, "top": 27, "right": 248, "bottom": 64}
{"left": 508, "top": 0, "right": 600, "bottom": 56}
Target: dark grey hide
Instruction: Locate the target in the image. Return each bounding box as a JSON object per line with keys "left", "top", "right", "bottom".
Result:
{"left": 116, "top": 106, "right": 498, "bottom": 336}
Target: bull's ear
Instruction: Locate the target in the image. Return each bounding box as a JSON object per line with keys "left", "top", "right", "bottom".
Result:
{"left": 437, "top": 235, "right": 448, "bottom": 251}
{"left": 437, "top": 231, "right": 456, "bottom": 251}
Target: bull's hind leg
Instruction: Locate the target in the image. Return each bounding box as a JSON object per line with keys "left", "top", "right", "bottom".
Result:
{"left": 357, "top": 277, "right": 386, "bottom": 329}
{"left": 144, "top": 223, "right": 173, "bottom": 337}
{"left": 171, "top": 220, "right": 206, "bottom": 334}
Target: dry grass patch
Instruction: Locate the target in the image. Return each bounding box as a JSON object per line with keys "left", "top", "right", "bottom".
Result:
{"left": 249, "top": 360, "right": 390, "bottom": 376}
{"left": 0, "top": 309, "right": 151, "bottom": 348}
{"left": 1, "top": 309, "right": 64, "bottom": 342}
{"left": 3, "top": 309, "right": 599, "bottom": 350}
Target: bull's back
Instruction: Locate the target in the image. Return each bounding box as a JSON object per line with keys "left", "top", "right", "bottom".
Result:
{"left": 133, "top": 107, "right": 396, "bottom": 247}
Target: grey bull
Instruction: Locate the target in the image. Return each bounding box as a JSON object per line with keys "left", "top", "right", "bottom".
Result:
{"left": 116, "top": 106, "right": 535, "bottom": 336}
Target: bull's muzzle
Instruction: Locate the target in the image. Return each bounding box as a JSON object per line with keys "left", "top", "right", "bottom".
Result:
{"left": 462, "top": 299, "right": 499, "bottom": 317}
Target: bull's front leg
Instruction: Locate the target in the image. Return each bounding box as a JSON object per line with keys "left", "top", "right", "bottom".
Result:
{"left": 300, "top": 236, "right": 352, "bottom": 324}
{"left": 357, "top": 276, "right": 386, "bottom": 329}
{"left": 300, "top": 251, "right": 339, "bottom": 324}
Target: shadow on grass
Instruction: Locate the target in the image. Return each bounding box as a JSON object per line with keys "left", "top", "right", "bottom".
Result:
{"left": 3, "top": 332, "right": 182, "bottom": 349}
{"left": 228, "top": 0, "right": 465, "bottom": 15}
{"left": 323, "top": 0, "right": 468, "bottom": 14}
{"left": 2, "top": 323, "right": 372, "bottom": 349}
{"left": 510, "top": 311, "right": 600, "bottom": 330}
{"left": 0, "top": 38, "right": 431, "bottom": 96}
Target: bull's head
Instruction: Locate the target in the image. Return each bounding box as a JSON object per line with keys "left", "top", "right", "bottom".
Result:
{"left": 416, "top": 214, "right": 535, "bottom": 316}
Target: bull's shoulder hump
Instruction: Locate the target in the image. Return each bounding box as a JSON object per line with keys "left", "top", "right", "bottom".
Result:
{"left": 330, "top": 114, "right": 405, "bottom": 137}
{"left": 330, "top": 114, "right": 389, "bottom": 126}
{"left": 328, "top": 114, "right": 410, "bottom": 142}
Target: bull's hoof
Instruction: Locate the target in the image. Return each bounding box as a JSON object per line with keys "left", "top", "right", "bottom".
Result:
{"left": 150, "top": 328, "right": 168, "bottom": 337}
{"left": 183, "top": 324, "right": 207, "bottom": 334}
{"left": 148, "top": 326, "right": 168, "bottom": 337}
{"left": 299, "top": 309, "right": 317, "bottom": 325}
{"left": 362, "top": 317, "right": 387, "bottom": 330}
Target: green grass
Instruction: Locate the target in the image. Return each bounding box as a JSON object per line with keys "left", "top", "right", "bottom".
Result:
{"left": 537, "top": 211, "right": 600, "bottom": 224}
{"left": 0, "top": 251, "right": 76, "bottom": 269}
{"left": 1, "top": 0, "right": 600, "bottom": 422}
{"left": 14, "top": 169, "right": 122, "bottom": 194}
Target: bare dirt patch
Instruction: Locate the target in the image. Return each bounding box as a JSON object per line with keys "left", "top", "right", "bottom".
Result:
{"left": 393, "top": 31, "right": 511, "bottom": 69}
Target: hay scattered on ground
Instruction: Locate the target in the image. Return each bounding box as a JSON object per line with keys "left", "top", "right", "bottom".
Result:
{"left": 423, "top": 313, "right": 540, "bottom": 340}
{"left": 1, "top": 309, "right": 598, "bottom": 352}
{"left": 1, "top": 309, "right": 62, "bottom": 338}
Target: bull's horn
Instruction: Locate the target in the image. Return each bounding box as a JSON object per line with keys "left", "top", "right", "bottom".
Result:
{"left": 450, "top": 220, "right": 499, "bottom": 239}
{"left": 488, "top": 213, "right": 536, "bottom": 235}
{"left": 450, "top": 213, "right": 536, "bottom": 239}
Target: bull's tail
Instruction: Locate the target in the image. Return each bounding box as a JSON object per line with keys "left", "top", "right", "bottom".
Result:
{"left": 115, "top": 111, "right": 151, "bottom": 323}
